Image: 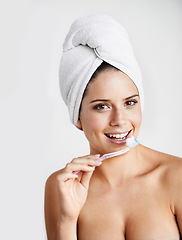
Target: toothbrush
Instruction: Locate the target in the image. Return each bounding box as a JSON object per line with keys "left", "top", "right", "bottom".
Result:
{"left": 98, "top": 136, "right": 139, "bottom": 161}
{"left": 73, "top": 136, "right": 139, "bottom": 175}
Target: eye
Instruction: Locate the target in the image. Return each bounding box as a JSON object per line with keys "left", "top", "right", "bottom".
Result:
{"left": 125, "top": 100, "right": 138, "bottom": 107}
{"left": 93, "top": 103, "right": 110, "bottom": 111}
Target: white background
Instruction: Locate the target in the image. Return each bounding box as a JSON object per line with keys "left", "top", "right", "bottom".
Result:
{"left": 0, "top": 0, "right": 182, "bottom": 239}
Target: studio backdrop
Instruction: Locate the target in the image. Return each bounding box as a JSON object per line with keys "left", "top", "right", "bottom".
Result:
{"left": 0, "top": 0, "right": 182, "bottom": 239}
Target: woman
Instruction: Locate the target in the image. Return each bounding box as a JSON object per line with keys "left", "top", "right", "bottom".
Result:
{"left": 44, "top": 15, "right": 182, "bottom": 240}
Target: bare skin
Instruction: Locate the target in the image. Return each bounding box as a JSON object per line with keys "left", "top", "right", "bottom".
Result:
{"left": 44, "top": 70, "right": 182, "bottom": 240}
{"left": 78, "top": 146, "right": 182, "bottom": 240}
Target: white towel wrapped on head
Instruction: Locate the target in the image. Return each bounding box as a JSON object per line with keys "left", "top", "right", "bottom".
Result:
{"left": 59, "top": 14, "right": 144, "bottom": 126}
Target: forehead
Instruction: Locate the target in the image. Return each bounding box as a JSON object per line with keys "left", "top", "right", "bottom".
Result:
{"left": 85, "top": 69, "right": 139, "bottom": 99}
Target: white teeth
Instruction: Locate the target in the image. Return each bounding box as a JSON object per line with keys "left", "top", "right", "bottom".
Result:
{"left": 107, "top": 132, "right": 129, "bottom": 139}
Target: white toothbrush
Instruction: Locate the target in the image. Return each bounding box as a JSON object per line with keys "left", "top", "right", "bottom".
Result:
{"left": 98, "top": 136, "right": 139, "bottom": 162}
{"left": 73, "top": 136, "right": 139, "bottom": 175}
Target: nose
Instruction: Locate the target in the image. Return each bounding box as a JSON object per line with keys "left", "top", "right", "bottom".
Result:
{"left": 109, "top": 108, "right": 128, "bottom": 127}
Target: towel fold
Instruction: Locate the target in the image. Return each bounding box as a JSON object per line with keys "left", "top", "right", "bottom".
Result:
{"left": 59, "top": 14, "right": 144, "bottom": 126}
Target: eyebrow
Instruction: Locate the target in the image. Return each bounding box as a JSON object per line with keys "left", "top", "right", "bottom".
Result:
{"left": 125, "top": 94, "right": 139, "bottom": 100}
{"left": 90, "top": 94, "right": 139, "bottom": 103}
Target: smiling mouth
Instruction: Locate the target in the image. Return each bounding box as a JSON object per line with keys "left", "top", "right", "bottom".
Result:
{"left": 105, "top": 130, "right": 132, "bottom": 141}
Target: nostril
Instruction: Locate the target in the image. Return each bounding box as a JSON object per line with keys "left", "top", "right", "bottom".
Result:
{"left": 110, "top": 118, "right": 127, "bottom": 127}
{"left": 109, "top": 109, "right": 127, "bottom": 127}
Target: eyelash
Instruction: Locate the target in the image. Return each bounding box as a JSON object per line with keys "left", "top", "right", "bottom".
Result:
{"left": 124, "top": 100, "right": 138, "bottom": 106}
{"left": 93, "top": 100, "right": 138, "bottom": 111}
{"left": 93, "top": 103, "right": 110, "bottom": 111}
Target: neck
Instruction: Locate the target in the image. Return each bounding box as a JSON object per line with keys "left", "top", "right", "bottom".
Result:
{"left": 92, "top": 144, "right": 144, "bottom": 187}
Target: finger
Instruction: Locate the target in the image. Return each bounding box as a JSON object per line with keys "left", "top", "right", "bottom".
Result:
{"left": 57, "top": 172, "right": 78, "bottom": 184}
{"left": 80, "top": 170, "right": 94, "bottom": 189}
{"left": 71, "top": 154, "right": 101, "bottom": 163}
{"left": 71, "top": 158, "right": 102, "bottom": 167}
{"left": 64, "top": 162, "right": 96, "bottom": 173}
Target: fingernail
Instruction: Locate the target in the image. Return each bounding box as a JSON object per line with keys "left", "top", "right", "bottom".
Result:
{"left": 97, "top": 161, "right": 102, "bottom": 165}
{"left": 94, "top": 154, "right": 100, "bottom": 158}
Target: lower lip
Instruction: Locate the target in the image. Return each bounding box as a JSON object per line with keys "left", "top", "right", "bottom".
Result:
{"left": 107, "top": 137, "right": 127, "bottom": 145}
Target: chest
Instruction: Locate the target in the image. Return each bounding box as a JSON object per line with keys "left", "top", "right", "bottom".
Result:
{"left": 77, "top": 179, "right": 180, "bottom": 240}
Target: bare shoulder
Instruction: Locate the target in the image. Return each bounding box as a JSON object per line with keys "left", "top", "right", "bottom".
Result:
{"left": 161, "top": 152, "right": 182, "bottom": 201}
{"left": 163, "top": 153, "right": 182, "bottom": 179}
{"left": 44, "top": 169, "right": 63, "bottom": 239}
{"left": 45, "top": 169, "right": 63, "bottom": 214}
{"left": 45, "top": 169, "right": 63, "bottom": 203}
{"left": 141, "top": 145, "right": 182, "bottom": 170}
{"left": 140, "top": 146, "right": 182, "bottom": 234}
{"left": 45, "top": 169, "right": 63, "bottom": 187}
{"left": 143, "top": 146, "right": 182, "bottom": 212}
{"left": 154, "top": 148, "right": 182, "bottom": 179}
{"left": 153, "top": 150, "right": 182, "bottom": 228}
{"left": 141, "top": 145, "right": 182, "bottom": 186}
{"left": 161, "top": 152, "right": 182, "bottom": 192}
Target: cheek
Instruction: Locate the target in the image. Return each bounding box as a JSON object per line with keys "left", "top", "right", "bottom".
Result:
{"left": 82, "top": 113, "right": 106, "bottom": 131}
{"left": 131, "top": 107, "right": 142, "bottom": 127}
{"left": 81, "top": 108, "right": 108, "bottom": 133}
{"left": 127, "top": 105, "right": 142, "bottom": 126}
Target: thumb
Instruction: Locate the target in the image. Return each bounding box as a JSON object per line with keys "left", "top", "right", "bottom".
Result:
{"left": 80, "top": 170, "right": 94, "bottom": 189}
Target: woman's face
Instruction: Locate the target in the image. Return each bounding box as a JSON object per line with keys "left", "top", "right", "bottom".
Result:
{"left": 77, "top": 69, "right": 142, "bottom": 155}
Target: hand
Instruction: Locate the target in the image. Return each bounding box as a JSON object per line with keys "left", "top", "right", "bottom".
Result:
{"left": 56, "top": 154, "right": 101, "bottom": 222}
